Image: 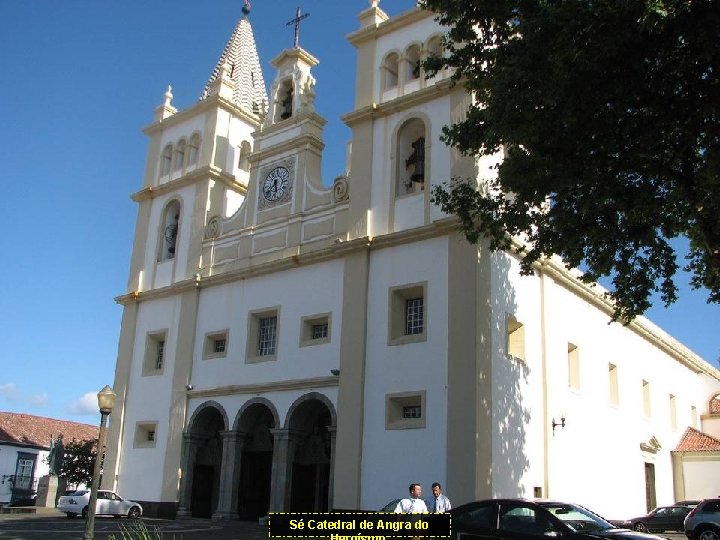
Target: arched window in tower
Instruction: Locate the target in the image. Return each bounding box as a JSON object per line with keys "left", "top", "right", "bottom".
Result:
{"left": 159, "top": 200, "right": 181, "bottom": 261}
{"left": 383, "top": 52, "right": 399, "bottom": 89}
{"left": 187, "top": 133, "right": 200, "bottom": 166}
{"left": 396, "top": 118, "right": 427, "bottom": 196}
{"left": 275, "top": 79, "right": 294, "bottom": 122}
{"left": 238, "top": 141, "right": 251, "bottom": 172}
{"left": 174, "top": 139, "right": 186, "bottom": 171}
{"left": 160, "top": 144, "right": 173, "bottom": 176}
{"left": 405, "top": 44, "right": 422, "bottom": 81}
{"left": 426, "top": 35, "right": 444, "bottom": 77}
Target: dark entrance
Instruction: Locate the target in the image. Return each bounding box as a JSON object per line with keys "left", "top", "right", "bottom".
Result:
{"left": 287, "top": 398, "right": 333, "bottom": 512}
{"left": 186, "top": 405, "right": 224, "bottom": 518}
{"left": 236, "top": 402, "right": 275, "bottom": 520}
{"left": 644, "top": 462, "right": 656, "bottom": 512}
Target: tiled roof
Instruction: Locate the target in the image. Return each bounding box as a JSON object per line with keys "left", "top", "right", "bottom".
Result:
{"left": 674, "top": 427, "right": 720, "bottom": 452}
{"left": 200, "top": 16, "right": 268, "bottom": 116}
{"left": 0, "top": 412, "right": 97, "bottom": 448}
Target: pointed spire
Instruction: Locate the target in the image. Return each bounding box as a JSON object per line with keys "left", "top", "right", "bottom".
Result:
{"left": 200, "top": 13, "right": 268, "bottom": 117}
{"left": 155, "top": 85, "right": 177, "bottom": 121}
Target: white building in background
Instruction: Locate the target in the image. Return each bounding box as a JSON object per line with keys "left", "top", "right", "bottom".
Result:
{"left": 103, "top": 1, "right": 720, "bottom": 521}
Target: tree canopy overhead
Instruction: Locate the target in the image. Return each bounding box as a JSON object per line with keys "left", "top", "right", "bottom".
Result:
{"left": 422, "top": 0, "right": 719, "bottom": 321}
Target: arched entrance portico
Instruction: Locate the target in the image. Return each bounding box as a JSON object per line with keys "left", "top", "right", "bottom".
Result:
{"left": 177, "top": 402, "right": 227, "bottom": 519}
{"left": 285, "top": 393, "right": 337, "bottom": 512}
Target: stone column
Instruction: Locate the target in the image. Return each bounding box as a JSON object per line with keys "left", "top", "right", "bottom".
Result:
{"left": 327, "top": 426, "right": 337, "bottom": 511}
{"left": 176, "top": 433, "right": 206, "bottom": 518}
{"left": 212, "top": 431, "right": 247, "bottom": 520}
{"left": 268, "top": 429, "right": 299, "bottom": 512}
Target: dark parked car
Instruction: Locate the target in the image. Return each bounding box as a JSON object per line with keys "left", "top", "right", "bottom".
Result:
{"left": 624, "top": 505, "right": 693, "bottom": 532}
{"left": 451, "top": 499, "right": 667, "bottom": 540}
{"left": 684, "top": 498, "right": 720, "bottom": 540}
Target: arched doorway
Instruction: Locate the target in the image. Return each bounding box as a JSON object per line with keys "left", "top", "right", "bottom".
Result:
{"left": 236, "top": 400, "right": 277, "bottom": 520}
{"left": 286, "top": 394, "right": 335, "bottom": 512}
{"left": 184, "top": 403, "right": 226, "bottom": 518}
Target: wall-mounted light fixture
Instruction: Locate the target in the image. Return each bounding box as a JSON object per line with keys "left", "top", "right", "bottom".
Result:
{"left": 552, "top": 416, "right": 566, "bottom": 433}
{"left": 330, "top": 369, "right": 340, "bottom": 376}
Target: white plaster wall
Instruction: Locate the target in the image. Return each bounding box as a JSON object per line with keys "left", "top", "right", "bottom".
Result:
{"left": 360, "top": 236, "right": 449, "bottom": 510}
{"left": 539, "top": 274, "right": 720, "bottom": 520}
{"left": 0, "top": 445, "right": 48, "bottom": 504}
{"left": 116, "top": 296, "right": 180, "bottom": 501}
{"left": 191, "top": 259, "right": 345, "bottom": 389}
{"left": 490, "top": 253, "right": 545, "bottom": 499}
{"left": 679, "top": 455, "right": 720, "bottom": 499}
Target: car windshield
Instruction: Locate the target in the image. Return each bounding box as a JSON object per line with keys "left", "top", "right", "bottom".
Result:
{"left": 540, "top": 503, "right": 615, "bottom": 533}
{"left": 70, "top": 490, "right": 88, "bottom": 496}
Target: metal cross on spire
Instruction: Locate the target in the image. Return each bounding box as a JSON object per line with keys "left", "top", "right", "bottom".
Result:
{"left": 286, "top": 7, "right": 310, "bottom": 48}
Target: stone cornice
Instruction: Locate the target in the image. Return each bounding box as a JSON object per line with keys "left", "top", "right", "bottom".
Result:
{"left": 347, "top": 6, "right": 432, "bottom": 46}
{"left": 142, "top": 94, "right": 262, "bottom": 136}
{"left": 342, "top": 78, "right": 454, "bottom": 127}
{"left": 250, "top": 131, "right": 326, "bottom": 164}
{"left": 130, "top": 165, "right": 245, "bottom": 202}
{"left": 187, "top": 376, "right": 338, "bottom": 399}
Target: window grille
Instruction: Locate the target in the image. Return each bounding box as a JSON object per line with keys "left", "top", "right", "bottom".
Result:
{"left": 405, "top": 297, "right": 424, "bottom": 335}
{"left": 311, "top": 323, "right": 328, "bottom": 340}
{"left": 155, "top": 340, "right": 165, "bottom": 370}
{"left": 402, "top": 405, "right": 422, "bottom": 419}
{"left": 258, "top": 317, "right": 277, "bottom": 356}
{"left": 213, "top": 338, "right": 226, "bottom": 354}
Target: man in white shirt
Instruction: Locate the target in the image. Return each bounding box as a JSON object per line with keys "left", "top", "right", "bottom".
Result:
{"left": 394, "top": 483, "right": 429, "bottom": 513}
{"left": 425, "top": 482, "right": 452, "bottom": 513}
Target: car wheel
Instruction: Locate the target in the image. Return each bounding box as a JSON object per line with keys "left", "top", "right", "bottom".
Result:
{"left": 127, "top": 506, "right": 141, "bottom": 519}
{"left": 634, "top": 523, "right": 648, "bottom": 532}
{"left": 66, "top": 512, "right": 77, "bottom": 519}
{"left": 82, "top": 506, "right": 89, "bottom": 519}
{"left": 696, "top": 527, "right": 720, "bottom": 540}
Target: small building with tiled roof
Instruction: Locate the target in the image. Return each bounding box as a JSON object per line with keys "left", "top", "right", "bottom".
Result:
{"left": 0, "top": 412, "right": 97, "bottom": 506}
{"left": 672, "top": 426, "right": 720, "bottom": 503}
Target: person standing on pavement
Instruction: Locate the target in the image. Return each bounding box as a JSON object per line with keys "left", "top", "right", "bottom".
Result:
{"left": 425, "top": 482, "right": 451, "bottom": 512}
{"left": 394, "top": 483, "right": 429, "bottom": 513}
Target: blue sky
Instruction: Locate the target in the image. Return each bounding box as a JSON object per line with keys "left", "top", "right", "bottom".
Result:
{"left": 0, "top": 0, "right": 717, "bottom": 425}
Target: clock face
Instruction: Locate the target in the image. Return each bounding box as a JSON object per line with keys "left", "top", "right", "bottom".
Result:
{"left": 262, "top": 166, "right": 290, "bottom": 202}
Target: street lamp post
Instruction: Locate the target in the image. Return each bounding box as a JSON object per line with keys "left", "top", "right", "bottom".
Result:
{"left": 83, "top": 385, "right": 117, "bottom": 540}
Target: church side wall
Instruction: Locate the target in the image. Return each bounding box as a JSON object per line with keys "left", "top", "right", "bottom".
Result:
{"left": 360, "top": 236, "right": 449, "bottom": 510}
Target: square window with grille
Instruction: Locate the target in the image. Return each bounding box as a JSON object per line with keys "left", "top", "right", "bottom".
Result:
{"left": 203, "top": 330, "right": 229, "bottom": 360}
{"left": 134, "top": 422, "right": 158, "bottom": 448}
{"left": 300, "top": 313, "right": 331, "bottom": 347}
{"left": 405, "top": 297, "right": 424, "bottom": 335}
{"left": 386, "top": 391, "right": 426, "bottom": 429}
{"left": 312, "top": 323, "right": 328, "bottom": 340}
{"left": 258, "top": 316, "right": 277, "bottom": 356}
{"left": 147, "top": 430, "right": 156, "bottom": 442}
{"left": 213, "top": 338, "right": 226, "bottom": 353}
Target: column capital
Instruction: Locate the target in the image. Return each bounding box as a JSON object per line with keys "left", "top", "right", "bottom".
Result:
{"left": 183, "top": 433, "right": 207, "bottom": 445}
{"left": 270, "top": 428, "right": 303, "bottom": 441}
{"left": 219, "top": 430, "right": 249, "bottom": 442}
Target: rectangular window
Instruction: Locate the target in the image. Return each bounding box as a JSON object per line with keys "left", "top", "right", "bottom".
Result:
{"left": 402, "top": 405, "right": 422, "bottom": 419}
{"left": 143, "top": 330, "right": 168, "bottom": 376}
{"left": 669, "top": 394, "right": 677, "bottom": 431}
{"left": 14, "top": 458, "right": 34, "bottom": 489}
{"left": 388, "top": 283, "right": 427, "bottom": 345}
{"left": 247, "top": 308, "right": 280, "bottom": 363}
{"left": 608, "top": 363, "right": 619, "bottom": 406}
{"left": 405, "top": 297, "right": 424, "bottom": 335}
{"left": 213, "top": 339, "right": 226, "bottom": 353}
{"left": 258, "top": 316, "right": 277, "bottom": 356}
{"left": 643, "top": 380, "right": 651, "bottom": 419}
{"left": 567, "top": 343, "right": 580, "bottom": 391}
{"left": 506, "top": 315, "right": 525, "bottom": 361}
{"left": 691, "top": 406, "right": 698, "bottom": 429}
{"left": 147, "top": 430, "right": 156, "bottom": 442}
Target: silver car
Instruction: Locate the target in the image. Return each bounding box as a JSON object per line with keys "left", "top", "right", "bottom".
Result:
{"left": 57, "top": 489, "right": 143, "bottom": 519}
{"left": 684, "top": 499, "right": 720, "bottom": 540}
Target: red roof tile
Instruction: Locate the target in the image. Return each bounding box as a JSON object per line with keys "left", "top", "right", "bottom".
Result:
{"left": 0, "top": 412, "right": 97, "bottom": 448}
{"left": 674, "top": 427, "right": 720, "bottom": 452}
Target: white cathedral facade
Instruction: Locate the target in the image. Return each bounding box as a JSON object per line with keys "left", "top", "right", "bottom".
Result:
{"left": 103, "top": 1, "right": 720, "bottom": 521}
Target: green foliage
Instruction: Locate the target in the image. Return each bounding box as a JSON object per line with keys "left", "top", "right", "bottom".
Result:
{"left": 59, "top": 439, "right": 97, "bottom": 488}
{"left": 421, "top": 0, "right": 720, "bottom": 321}
{"left": 108, "top": 521, "right": 163, "bottom": 540}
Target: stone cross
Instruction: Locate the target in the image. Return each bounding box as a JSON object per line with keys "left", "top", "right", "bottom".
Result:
{"left": 286, "top": 7, "right": 310, "bottom": 48}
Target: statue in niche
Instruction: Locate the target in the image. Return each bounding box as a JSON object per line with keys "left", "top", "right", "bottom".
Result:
{"left": 47, "top": 434, "right": 64, "bottom": 476}
{"left": 405, "top": 137, "right": 425, "bottom": 188}
{"left": 300, "top": 76, "right": 316, "bottom": 112}
{"left": 165, "top": 213, "right": 179, "bottom": 256}
{"left": 280, "top": 86, "right": 293, "bottom": 120}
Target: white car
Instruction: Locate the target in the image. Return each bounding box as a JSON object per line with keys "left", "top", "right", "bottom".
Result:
{"left": 57, "top": 489, "right": 143, "bottom": 519}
